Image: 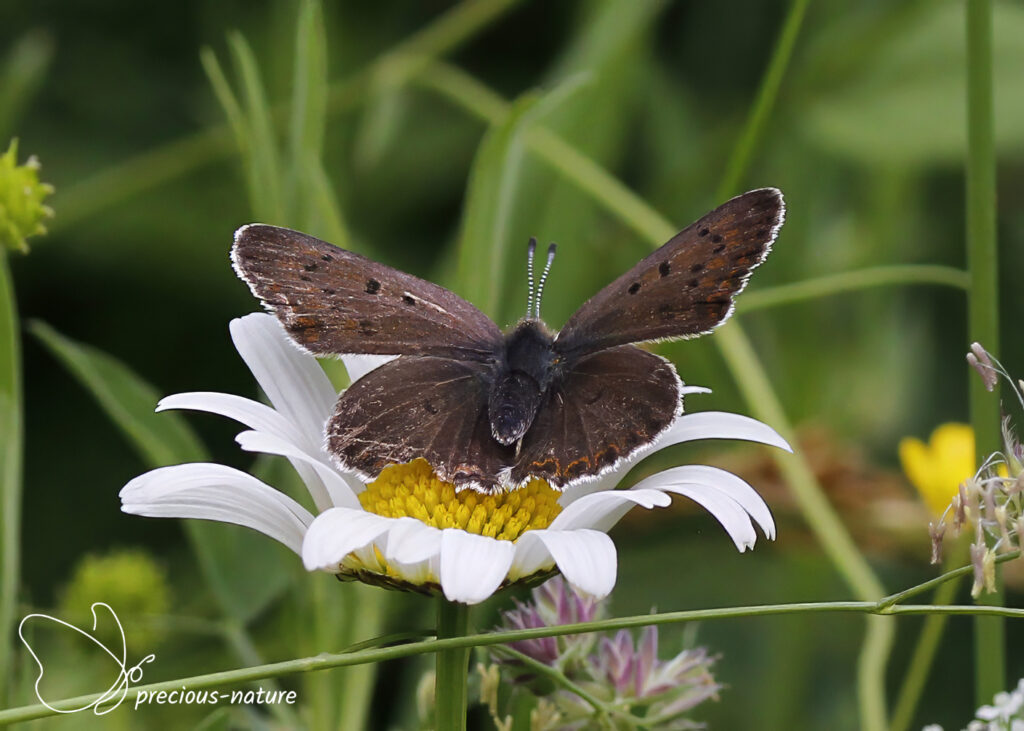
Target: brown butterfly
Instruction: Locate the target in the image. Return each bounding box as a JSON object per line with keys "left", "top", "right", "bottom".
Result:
{"left": 232, "top": 188, "right": 784, "bottom": 492}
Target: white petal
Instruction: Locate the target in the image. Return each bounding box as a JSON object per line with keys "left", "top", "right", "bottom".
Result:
{"left": 157, "top": 392, "right": 304, "bottom": 446}
{"left": 340, "top": 354, "right": 397, "bottom": 384}
{"left": 439, "top": 530, "right": 514, "bottom": 604}
{"left": 656, "top": 484, "right": 758, "bottom": 551}
{"left": 549, "top": 489, "right": 672, "bottom": 532}
{"left": 301, "top": 508, "right": 393, "bottom": 571}
{"left": 381, "top": 519, "right": 443, "bottom": 585}
{"left": 120, "top": 464, "right": 313, "bottom": 555}
{"left": 680, "top": 385, "right": 712, "bottom": 396}
{"left": 559, "top": 410, "right": 791, "bottom": 503}
{"left": 554, "top": 388, "right": 712, "bottom": 504}
{"left": 632, "top": 465, "right": 775, "bottom": 539}
{"left": 655, "top": 411, "right": 792, "bottom": 453}
{"left": 235, "top": 430, "right": 362, "bottom": 510}
{"left": 384, "top": 518, "right": 442, "bottom": 564}
{"left": 230, "top": 314, "right": 337, "bottom": 443}
{"left": 515, "top": 530, "right": 617, "bottom": 599}
{"left": 508, "top": 533, "right": 556, "bottom": 580}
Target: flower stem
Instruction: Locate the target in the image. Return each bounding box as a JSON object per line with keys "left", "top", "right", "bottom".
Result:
{"left": 966, "top": 0, "right": 1005, "bottom": 704}
{"left": 435, "top": 599, "right": 470, "bottom": 730}
{"left": 0, "top": 250, "right": 21, "bottom": 706}
{"left": 5, "top": 552, "right": 1024, "bottom": 729}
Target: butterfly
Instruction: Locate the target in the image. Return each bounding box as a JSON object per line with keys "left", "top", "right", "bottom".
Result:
{"left": 232, "top": 188, "right": 784, "bottom": 493}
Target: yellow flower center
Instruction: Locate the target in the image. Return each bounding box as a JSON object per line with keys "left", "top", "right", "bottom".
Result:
{"left": 359, "top": 459, "right": 562, "bottom": 541}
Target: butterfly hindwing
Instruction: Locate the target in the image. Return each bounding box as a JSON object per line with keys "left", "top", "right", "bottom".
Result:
{"left": 232, "top": 224, "right": 504, "bottom": 360}
{"left": 327, "top": 356, "right": 515, "bottom": 491}
{"left": 510, "top": 346, "right": 681, "bottom": 487}
{"left": 554, "top": 188, "right": 784, "bottom": 359}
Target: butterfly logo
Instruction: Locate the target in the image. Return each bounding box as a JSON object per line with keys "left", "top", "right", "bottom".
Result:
{"left": 18, "top": 603, "right": 155, "bottom": 715}
{"left": 232, "top": 188, "right": 784, "bottom": 493}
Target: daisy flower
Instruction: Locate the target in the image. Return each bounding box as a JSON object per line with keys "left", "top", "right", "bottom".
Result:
{"left": 120, "top": 313, "right": 790, "bottom": 605}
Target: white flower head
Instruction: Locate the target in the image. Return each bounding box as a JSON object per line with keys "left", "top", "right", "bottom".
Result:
{"left": 120, "top": 314, "right": 790, "bottom": 604}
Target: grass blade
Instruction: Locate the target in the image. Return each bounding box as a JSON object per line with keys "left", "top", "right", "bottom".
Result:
{"left": 30, "top": 320, "right": 204, "bottom": 465}
{"left": 227, "top": 32, "right": 283, "bottom": 221}
{"left": 454, "top": 95, "right": 536, "bottom": 318}
{"left": 0, "top": 31, "right": 54, "bottom": 141}
{"left": 0, "top": 253, "right": 22, "bottom": 705}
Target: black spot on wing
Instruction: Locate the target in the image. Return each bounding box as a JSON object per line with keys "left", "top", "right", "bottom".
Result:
{"left": 365, "top": 279, "right": 381, "bottom": 294}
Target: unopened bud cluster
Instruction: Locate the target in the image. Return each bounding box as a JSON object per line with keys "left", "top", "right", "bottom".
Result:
{"left": 0, "top": 139, "right": 53, "bottom": 253}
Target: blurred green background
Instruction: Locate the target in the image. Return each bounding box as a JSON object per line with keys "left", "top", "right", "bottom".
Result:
{"left": 3, "top": 0, "right": 1024, "bottom": 728}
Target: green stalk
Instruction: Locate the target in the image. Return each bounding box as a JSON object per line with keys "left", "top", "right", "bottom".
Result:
{"left": 715, "top": 0, "right": 811, "bottom": 200}
{"left": 889, "top": 540, "right": 970, "bottom": 731}
{"left": 435, "top": 599, "right": 470, "bottom": 731}
{"left": 738, "top": 265, "right": 969, "bottom": 313}
{"left": 5, "top": 588, "right": 1024, "bottom": 727}
{"left": 0, "top": 251, "right": 21, "bottom": 706}
{"left": 966, "top": 0, "right": 1004, "bottom": 704}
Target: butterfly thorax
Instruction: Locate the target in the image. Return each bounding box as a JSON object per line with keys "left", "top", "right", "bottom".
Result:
{"left": 488, "top": 319, "right": 559, "bottom": 446}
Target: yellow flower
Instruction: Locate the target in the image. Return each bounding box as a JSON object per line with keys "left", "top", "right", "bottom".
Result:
{"left": 899, "top": 423, "right": 976, "bottom": 516}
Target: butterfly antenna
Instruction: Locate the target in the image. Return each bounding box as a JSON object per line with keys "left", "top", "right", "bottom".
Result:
{"left": 535, "top": 243, "right": 557, "bottom": 319}
{"left": 526, "top": 237, "right": 537, "bottom": 318}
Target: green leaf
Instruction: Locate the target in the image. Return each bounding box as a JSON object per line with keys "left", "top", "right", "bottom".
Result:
{"left": 30, "top": 321, "right": 293, "bottom": 624}
{"left": 453, "top": 94, "right": 537, "bottom": 318}
{"left": 802, "top": 1, "right": 1024, "bottom": 165}
{"left": 289, "top": 0, "right": 328, "bottom": 167}
{"left": 453, "top": 75, "right": 589, "bottom": 320}
{"left": 30, "top": 320, "right": 205, "bottom": 465}
{"left": 227, "top": 31, "right": 284, "bottom": 221}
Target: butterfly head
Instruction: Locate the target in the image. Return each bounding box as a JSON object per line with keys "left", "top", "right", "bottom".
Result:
{"left": 525, "top": 237, "right": 557, "bottom": 322}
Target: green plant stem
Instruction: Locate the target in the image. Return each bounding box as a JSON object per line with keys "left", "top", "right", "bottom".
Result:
{"left": 5, "top": 592, "right": 1023, "bottom": 727}
{"left": 0, "top": 251, "right": 21, "bottom": 707}
{"left": 435, "top": 599, "right": 470, "bottom": 731}
{"left": 889, "top": 540, "right": 973, "bottom": 731}
{"left": 738, "top": 265, "right": 970, "bottom": 312}
{"left": 51, "top": 0, "right": 523, "bottom": 231}
{"left": 966, "top": 0, "right": 1005, "bottom": 705}
{"left": 492, "top": 646, "right": 611, "bottom": 719}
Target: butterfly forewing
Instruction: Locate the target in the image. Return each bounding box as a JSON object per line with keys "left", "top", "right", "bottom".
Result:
{"left": 554, "top": 188, "right": 784, "bottom": 359}
{"left": 232, "top": 224, "right": 503, "bottom": 360}
{"left": 327, "top": 356, "right": 515, "bottom": 491}
{"left": 510, "top": 346, "right": 681, "bottom": 487}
